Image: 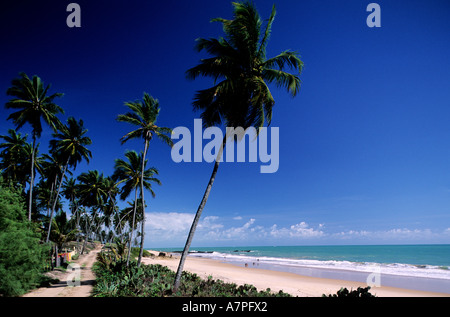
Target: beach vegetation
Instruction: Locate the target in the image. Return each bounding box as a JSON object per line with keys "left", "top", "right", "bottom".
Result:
{"left": 0, "top": 181, "right": 50, "bottom": 296}
{"left": 322, "top": 286, "right": 376, "bottom": 298}
{"left": 92, "top": 257, "right": 291, "bottom": 297}
{"left": 173, "top": 0, "right": 303, "bottom": 290}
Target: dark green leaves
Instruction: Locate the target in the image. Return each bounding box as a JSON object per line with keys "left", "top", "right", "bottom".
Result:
{"left": 186, "top": 1, "right": 303, "bottom": 130}
{"left": 5, "top": 72, "right": 64, "bottom": 138}
{"left": 117, "top": 92, "right": 173, "bottom": 146}
{"left": 49, "top": 117, "right": 92, "bottom": 169}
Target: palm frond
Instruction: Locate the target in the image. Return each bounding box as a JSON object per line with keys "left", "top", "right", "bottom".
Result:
{"left": 262, "top": 50, "right": 304, "bottom": 72}
{"left": 186, "top": 1, "right": 303, "bottom": 130}
{"left": 258, "top": 4, "right": 276, "bottom": 59}
{"left": 262, "top": 69, "right": 302, "bottom": 96}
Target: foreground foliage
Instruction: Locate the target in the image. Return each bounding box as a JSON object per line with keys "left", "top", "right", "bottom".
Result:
{"left": 92, "top": 259, "right": 291, "bottom": 297}
{"left": 322, "top": 286, "right": 376, "bottom": 298}
{"left": 0, "top": 182, "right": 50, "bottom": 296}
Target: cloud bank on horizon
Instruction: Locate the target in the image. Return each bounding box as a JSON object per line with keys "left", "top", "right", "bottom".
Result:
{"left": 145, "top": 211, "right": 450, "bottom": 248}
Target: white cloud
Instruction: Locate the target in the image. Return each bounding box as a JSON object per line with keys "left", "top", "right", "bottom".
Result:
{"left": 143, "top": 212, "right": 450, "bottom": 247}
{"left": 332, "top": 228, "right": 440, "bottom": 242}
{"left": 270, "top": 222, "right": 325, "bottom": 239}
{"left": 198, "top": 216, "right": 224, "bottom": 231}
{"left": 147, "top": 212, "right": 193, "bottom": 233}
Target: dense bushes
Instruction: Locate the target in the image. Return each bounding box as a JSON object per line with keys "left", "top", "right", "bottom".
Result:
{"left": 92, "top": 259, "right": 292, "bottom": 297}
{"left": 0, "top": 183, "right": 49, "bottom": 296}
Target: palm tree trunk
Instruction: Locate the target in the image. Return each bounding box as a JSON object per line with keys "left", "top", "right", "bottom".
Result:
{"left": 173, "top": 136, "right": 226, "bottom": 291}
{"left": 75, "top": 207, "right": 81, "bottom": 253}
{"left": 28, "top": 135, "right": 36, "bottom": 221}
{"left": 46, "top": 159, "right": 69, "bottom": 243}
{"left": 47, "top": 177, "right": 56, "bottom": 217}
{"left": 126, "top": 188, "right": 138, "bottom": 266}
{"left": 137, "top": 139, "right": 149, "bottom": 267}
{"left": 81, "top": 216, "right": 89, "bottom": 255}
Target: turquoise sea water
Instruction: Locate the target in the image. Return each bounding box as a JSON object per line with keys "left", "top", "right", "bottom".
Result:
{"left": 157, "top": 244, "right": 450, "bottom": 293}
{"left": 188, "top": 245, "right": 450, "bottom": 266}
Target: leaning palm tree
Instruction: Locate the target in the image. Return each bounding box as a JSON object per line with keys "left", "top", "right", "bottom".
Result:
{"left": 112, "top": 150, "right": 160, "bottom": 265}
{"left": 117, "top": 93, "right": 172, "bottom": 266}
{"left": 5, "top": 72, "right": 64, "bottom": 220}
{"left": 173, "top": 1, "right": 303, "bottom": 290}
{"left": 46, "top": 117, "right": 92, "bottom": 243}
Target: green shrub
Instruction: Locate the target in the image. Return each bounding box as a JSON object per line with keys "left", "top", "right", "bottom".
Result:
{"left": 130, "top": 247, "right": 151, "bottom": 259}
{"left": 322, "top": 286, "right": 376, "bottom": 297}
{"left": 92, "top": 260, "right": 292, "bottom": 297}
{"left": 0, "top": 183, "right": 50, "bottom": 296}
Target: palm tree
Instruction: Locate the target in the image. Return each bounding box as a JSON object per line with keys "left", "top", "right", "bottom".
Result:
{"left": 62, "top": 177, "right": 78, "bottom": 216}
{"left": 38, "top": 153, "right": 65, "bottom": 217}
{"left": 0, "top": 129, "right": 29, "bottom": 186}
{"left": 173, "top": 1, "right": 303, "bottom": 290}
{"left": 48, "top": 210, "right": 77, "bottom": 252}
{"left": 101, "top": 176, "right": 119, "bottom": 238}
{"left": 46, "top": 117, "right": 92, "bottom": 243}
{"left": 117, "top": 93, "right": 172, "bottom": 266}
{"left": 77, "top": 170, "right": 108, "bottom": 254}
{"left": 112, "top": 150, "right": 160, "bottom": 265}
{"left": 5, "top": 72, "right": 64, "bottom": 220}
{"left": 62, "top": 177, "right": 83, "bottom": 251}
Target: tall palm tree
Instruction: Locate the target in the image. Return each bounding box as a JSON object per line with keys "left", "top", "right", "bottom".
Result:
{"left": 173, "top": 1, "right": 303, "bottom": 290}
{"left": 5, "top": 72, "right": 64, "bottom": 220}
{"left": 112, "top": 150, "right": 160, "bottom": 265}
{"left": 117, "top": 93, "right": 172, "bottom": 266}
{"left": 46, "top": 117, "right": 92, "bottom": 243}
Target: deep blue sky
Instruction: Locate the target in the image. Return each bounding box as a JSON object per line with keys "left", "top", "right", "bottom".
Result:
{"left": 1, "top": 0, "right": 450, "bottom": 247}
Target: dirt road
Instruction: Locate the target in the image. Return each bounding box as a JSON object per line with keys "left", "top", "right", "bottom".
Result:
{"left": 23, "top": 244, "right": 101, "bottom": 297}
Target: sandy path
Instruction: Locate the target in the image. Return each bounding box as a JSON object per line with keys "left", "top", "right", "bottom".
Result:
{"left": 23, "top": 244, "right": 101, "bottom": 297}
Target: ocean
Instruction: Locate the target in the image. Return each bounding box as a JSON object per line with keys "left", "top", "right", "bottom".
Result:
{"left": 158, "top": 245, "right": 450, "bottom": 294}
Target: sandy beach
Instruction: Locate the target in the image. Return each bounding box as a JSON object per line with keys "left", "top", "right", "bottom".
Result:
{"left": 142, "top": 252, "right": 449, "bottom": 297}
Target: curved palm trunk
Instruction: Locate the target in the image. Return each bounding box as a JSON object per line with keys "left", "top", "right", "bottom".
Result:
{"left": 28, "top": 135, "right": 36, "bottom": 221}
{"left": 173, "top": 137, "right": 226, "bottom": 291}
{"left": 137, "top": 139, "right": 149, "bottom": 267}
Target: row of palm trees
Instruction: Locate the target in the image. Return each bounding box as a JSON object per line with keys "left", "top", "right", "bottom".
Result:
{"left": 1, "top": 72, "right": 172, "bottom": 266}
{"left": 2, "top": 1, "right": 303, "bottom": 290}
